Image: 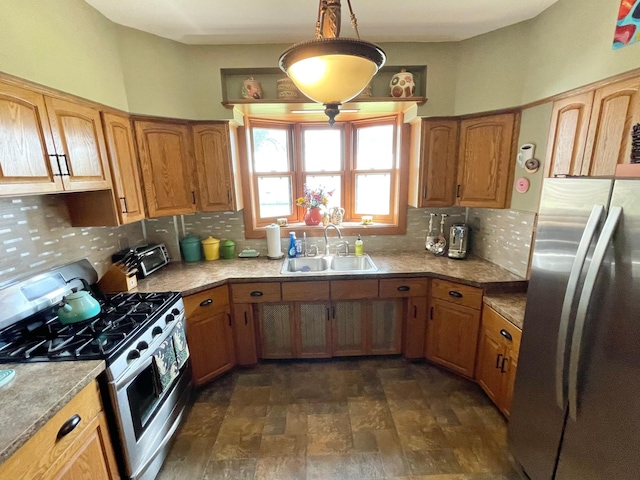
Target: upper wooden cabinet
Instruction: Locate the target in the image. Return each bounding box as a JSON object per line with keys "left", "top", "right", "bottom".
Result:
{"left": 0, "top": 82, "right": 111, "bottom": 196}
{"left": 192, "top": 122, "right": 243, "bottom": 212}
{"left": 408, "top": 119, "right": 459, "bottom": 208}
{"left": 134, "top": 120, "right": 197, "bottom": 217}
{"left": 102, "top": 112, "right": 146, "bottom": 224}
{"left": 546, "top": 76, "right": 640, "bottom": 177}
{"left": 44, "top": 97, "right": 112, "bottom": 192}
{"left": 456, "top": 112, "right": 516, "bottom": 208}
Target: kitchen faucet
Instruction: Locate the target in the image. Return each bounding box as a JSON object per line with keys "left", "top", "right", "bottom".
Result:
{"left": 323, "top": 224, "right": 342, "bottom": 256}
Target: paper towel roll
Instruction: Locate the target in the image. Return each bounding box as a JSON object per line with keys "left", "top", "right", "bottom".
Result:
{"left": 266, "top": 224, "right": 283, "bottom": 259}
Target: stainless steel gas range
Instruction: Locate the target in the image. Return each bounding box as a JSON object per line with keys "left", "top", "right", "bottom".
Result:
{"left": 0, "top": 260, "right": 192, "bottom": 480}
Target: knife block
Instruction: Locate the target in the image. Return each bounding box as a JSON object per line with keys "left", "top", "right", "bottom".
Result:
{"left": 98, "top": 264, "right": 138, "bottom": 293}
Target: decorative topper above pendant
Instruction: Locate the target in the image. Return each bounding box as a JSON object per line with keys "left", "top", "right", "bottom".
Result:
{"left": 279, "top": 0, "right": 386, "bottom": 125}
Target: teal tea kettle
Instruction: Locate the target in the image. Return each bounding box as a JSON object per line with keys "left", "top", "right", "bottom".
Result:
{"left": 58, "top": 290, "right": 101, "bottom": 324}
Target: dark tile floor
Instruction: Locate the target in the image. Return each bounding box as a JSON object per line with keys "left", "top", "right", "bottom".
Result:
{"left": 158, "top": 358, "right": 523, "bottom": 480}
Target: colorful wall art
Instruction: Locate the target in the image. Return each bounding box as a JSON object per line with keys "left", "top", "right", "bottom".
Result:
{"left": 614, "top": 0, "right": 640, "bottom": 49}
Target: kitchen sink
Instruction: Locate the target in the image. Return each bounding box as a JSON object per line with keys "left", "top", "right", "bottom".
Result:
{"left": 280, "top": 254, "right": 378, "bottom": 274}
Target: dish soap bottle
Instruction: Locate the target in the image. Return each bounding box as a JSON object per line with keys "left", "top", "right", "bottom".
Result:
{"left": 355, "top": 235, "right": 364, "bottom": 256}
{"left": 288, "top": 232, "right": 297, "bottom": 258}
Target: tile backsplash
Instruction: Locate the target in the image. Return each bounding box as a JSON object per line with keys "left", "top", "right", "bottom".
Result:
{"left": 0, "top": 195, "right": 144, "bottom": 286}
{"left": 468, "top": 208, "right": 536, "bottom": 278}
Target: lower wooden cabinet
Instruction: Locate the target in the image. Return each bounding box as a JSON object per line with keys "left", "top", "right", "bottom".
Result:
{"left": 232, "top": 303, "right": 259, "bottom": 366}
{"left": 476, "top": 304, "right": 522, "bottom": 417}
{"left": 403, "top": 296, "right": 428, "bottom": 359}
{"left": 258, "top": 303, "right": 295, "bottom": 359}
{"left": 332, "top": 300, "right": 367, "bottom": 356}
{"left": 371, "top": 299, "right": 403, "bottom": 355}
{"left": 295, "top": 301, "right": 332, "bottom": 358}
{"left": 425, "top": 279, "right": 483, "bottom": 377}
{"left": 184, "top": 285, "right": 236, "bottom": 385}
{"left": 0, "top": 381, "right": 119, "bottom": 480}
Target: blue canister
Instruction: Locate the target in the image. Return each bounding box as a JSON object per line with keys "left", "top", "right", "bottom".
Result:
{"left": 180, "top": 234, "right": 202, "bottom": 262}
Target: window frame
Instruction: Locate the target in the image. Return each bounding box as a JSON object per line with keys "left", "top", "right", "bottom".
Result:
{"left": 241, "top": 115, "right": 408, "bottom": 239}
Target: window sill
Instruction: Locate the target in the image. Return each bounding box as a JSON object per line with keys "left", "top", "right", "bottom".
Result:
{"left": 245, "top": 221, "right": 407, "bottom": 239}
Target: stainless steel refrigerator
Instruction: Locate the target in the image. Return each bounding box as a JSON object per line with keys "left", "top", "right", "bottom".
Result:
{"left": 508, "top": 177, "right": 640, "bottom": 480}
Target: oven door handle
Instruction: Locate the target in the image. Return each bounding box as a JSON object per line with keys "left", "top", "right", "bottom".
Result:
{"left": 111, "top": 319, "right": 186, "bottom": 391}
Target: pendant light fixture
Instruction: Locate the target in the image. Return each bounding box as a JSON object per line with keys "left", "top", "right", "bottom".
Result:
{"left": 279, "top": 0, "right": 386, "bottom": 125}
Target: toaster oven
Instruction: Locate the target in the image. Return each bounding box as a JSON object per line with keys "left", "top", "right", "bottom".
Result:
{"left": 113, "top": 243, "right": 171, "bottom": 278}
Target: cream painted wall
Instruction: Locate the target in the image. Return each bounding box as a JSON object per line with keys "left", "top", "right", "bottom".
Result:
{"left": 510, "top": 103, "right": 553, "bottom": 212}
{"left": 455, "top": 0, "right": 640, "bottom": 115}
{"left": 0, "top": 0, "right": 128, "bottom": 110}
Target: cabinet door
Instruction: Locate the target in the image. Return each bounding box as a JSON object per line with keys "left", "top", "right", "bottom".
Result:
{"left": 332, "top": 301, "right": 367, "bottom": 356}
{"left": 101, "top": 112, "right": 146, "bottom": 224}
{"left": 232, "top": 303, "right": 258, "bottom": 366}
{"left": 457, "top": 113, "right": 515, "bottom": 208}
{"left": 425, "top": 298, "right": 481, "bottom": 378}
{"left": 403, "top": 296, "right": 428, "bottom": 359}
{"left": 544, "top": 92, "right": 594, "bottom": 177}
{"left": 0, "top": 82, "right": 62, "bottom": 195}
{"left": 501, "top": 349, "right": 518, "bottom": 417}
{"left": 475, "top": 325, "right": 505, "bottom": 406}
{"left": 582, "top": 77, "right": 640, "bottom": 176}
{"left": 259, "top": 303, "right": 294, "bottom": 359}
{"left": 192, "top": 123, "right": 240, "bottom": 212}
{"left": 48, "top": 412, "right": 119, "bottom": 480}
{"left": 44, "top": 97, "right": 112, "bottom": 192}
{"left": 421, "top": 119, "right": 458, "bottom": 207}
{"left": 295, "top": 302, "right": 332, "bottom": 358}
{"left": 186, "top": 309, "right": 236, "bottom": 386}
{"left": 370, "top": 299, "right": 402, "bottom": 355}
{"left": 134, "top": 120, "right": 196, "bottom": 217}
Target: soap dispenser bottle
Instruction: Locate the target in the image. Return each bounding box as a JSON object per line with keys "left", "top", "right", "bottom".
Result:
{"left": 355, "top": 235, "right": 364, "bottom": 256}
{"left": 288, "top": 232, "right": 297, "bottom": 258}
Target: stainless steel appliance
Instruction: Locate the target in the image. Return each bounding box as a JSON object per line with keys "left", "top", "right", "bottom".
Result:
{"left": 0, "top": 260, "right": 191, "bottom": 480}
{"left": 447, "top": 224, "right": 468, "bottom": 259}
{"left": 113, "top": 243, "right": 170, "bottom": 279}
{"left": 509, "top": 178, "right": 640, "bottom": 480}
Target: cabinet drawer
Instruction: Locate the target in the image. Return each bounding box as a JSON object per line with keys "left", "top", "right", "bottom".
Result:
{"left": 380, "top": 278, "right": 429, "bottom": 298}
{"left": 482, "top": 304, "right": 522, "bottom": 354}
{"left": 282, "top": 281, "right": 330, "bottom": 302}
{"left": 431, "top": 279, "right": 483, "bottom": 310}
{"left": 231, "top": 282, "right": 281, "bottom": 303}
{"left": 330, "top": 280, "right": 378, "bottom": 300}
{"left": 0, "top": 381, "right": 103, "bottom": 480}
{"left": 184, "top": 285, "right": 229, "bottom": 318}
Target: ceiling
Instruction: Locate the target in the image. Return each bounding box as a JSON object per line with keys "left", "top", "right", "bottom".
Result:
{"left": 84, "top": 0, "right": 559, "bottom": 45}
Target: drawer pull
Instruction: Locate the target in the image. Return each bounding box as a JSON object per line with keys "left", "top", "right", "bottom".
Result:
{"left": 57, "top": 414, "right": 81, "bottom": 440}
{"left": 199, "top": 298, "right": 213, "bottom": 307}
{"left": 227, "top": 313, "right": 232, "bottom": 327}
{"left": 244, "top": 311, "right": 248, "bottom": 325}
{"left": 397, "top": 286, "right": 410, "bottom": 292}
{"left": 499, "top": 329, "right": 513, "bottom": 341}
{"left": 250, "top": 291, "right": 264, "bottom": 297}
{"left": 413, "top": 305, "right": 418, "bottom": 318}
{"left": 448, "top": 291, "right": 463, "bottom": 298}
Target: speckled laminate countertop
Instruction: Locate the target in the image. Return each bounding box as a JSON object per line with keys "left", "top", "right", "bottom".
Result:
{"left": 0, "top": 360, "right": 105, "bottom": 465}
{"left": 134, "top": 253, "right": 527, "bottom": 295}
{"left": 483, "top": 293, "right": 528, "bottom": 330}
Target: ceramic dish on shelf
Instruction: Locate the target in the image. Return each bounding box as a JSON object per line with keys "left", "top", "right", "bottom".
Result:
{"left": 238, "top": 249, "right": 260, "bottom": 258}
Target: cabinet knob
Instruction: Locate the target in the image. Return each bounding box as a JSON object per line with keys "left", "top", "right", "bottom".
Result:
{"left": 57, "top": 414, "right": 81, "bottom": 440}
{"left": 448, "top": 291, "right": 463, "bottom": 298}
{"left": 250, "top": 291, "right": 264, "bottom": 297}
{"left": 199, "top": 298, "right": 213, "bottom": 307}
{"left": 499, "top": 329, "right": 513, "bottom": 341}
{"left": 397, "top": 286, "right": 410, "bottom": 292}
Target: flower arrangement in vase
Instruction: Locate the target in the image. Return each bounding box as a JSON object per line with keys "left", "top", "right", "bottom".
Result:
{"left": 296, "top": 184, "right": 334, "bottom": 226}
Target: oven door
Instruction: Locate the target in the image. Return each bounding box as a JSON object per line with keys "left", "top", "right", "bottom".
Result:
{"left": 107, "top": 321, "right": 191, "bottom": 479}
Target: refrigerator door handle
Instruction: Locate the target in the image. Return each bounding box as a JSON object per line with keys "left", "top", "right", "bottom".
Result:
{"left": 555, "top": 204, "right": 605, "bottom": 409}
{"left": 568, "top": 205, "right": 622, "bottom": 422}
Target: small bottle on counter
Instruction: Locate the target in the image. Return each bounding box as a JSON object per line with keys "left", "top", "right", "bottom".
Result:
{"left": 355, "top": 235, "right": 363, "bottom": 256}
{"left": 288, "top": 232, "right": 297, "bottom": 258}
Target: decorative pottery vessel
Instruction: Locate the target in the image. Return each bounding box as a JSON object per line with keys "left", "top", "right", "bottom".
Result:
{"left": 389, "top": 69, "right": 415, "bottom": 98}
{"left": 329, "top": 206, "right": 345, "bottom": 225}
{"left": 277, "top": 77, "right": 300, "bottom": 99}
{"left": 242, "top": 77, "right": 263, "bottom": 100}
{"left": 304, "top": 208, "right": 323, "bottom": 226}
{"left": 355, "top": 82, "right": 372, "bottom": 99}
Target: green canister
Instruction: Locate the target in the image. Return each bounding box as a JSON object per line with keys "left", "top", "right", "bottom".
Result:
{"left": 220, "top": 240, "right": 236, "bottom": 259}
{"left": 180, "top": 234, "right": 202, "bottom": 262}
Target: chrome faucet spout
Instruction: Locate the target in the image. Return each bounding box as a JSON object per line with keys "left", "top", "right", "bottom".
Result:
{"left": 323, "top": 224, "right": 342, "bottom": 256}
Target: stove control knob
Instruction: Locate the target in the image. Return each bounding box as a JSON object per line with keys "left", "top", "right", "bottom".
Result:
{"left": 137, "top": 341, "right": 149, "bottom": 352}
{"left": 165, "top": 313, "right": 175, "bottom": 325}
{"left": 127, "top": 350, "right": 140, "bottom": 363}
{"left": 152, "top": 326, "right": 163, "bottom": 338}
{"left": 171, "top": 308, "right": 180, "bottom": 316}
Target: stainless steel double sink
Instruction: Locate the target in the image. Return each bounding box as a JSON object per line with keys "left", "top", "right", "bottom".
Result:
{"left": 281, "top": 254, "right": 378, "bottom": 274}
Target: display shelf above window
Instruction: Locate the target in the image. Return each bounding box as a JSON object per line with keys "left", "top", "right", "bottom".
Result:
{"left": 221, "top": 66, "right": 427, "bottom": 121}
